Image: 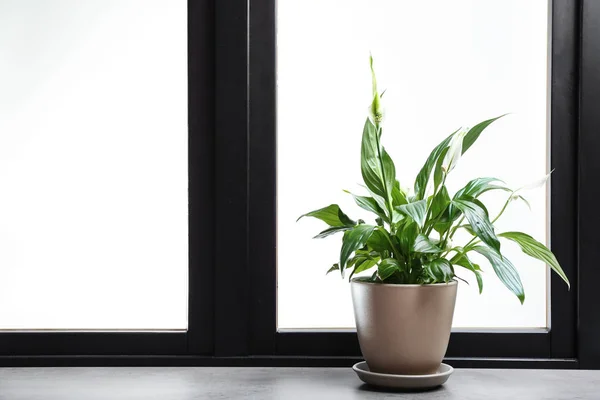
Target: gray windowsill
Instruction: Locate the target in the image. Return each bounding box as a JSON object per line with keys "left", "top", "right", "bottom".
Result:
{"left": 0, "top": 367, "right": 597, "bottom": 399}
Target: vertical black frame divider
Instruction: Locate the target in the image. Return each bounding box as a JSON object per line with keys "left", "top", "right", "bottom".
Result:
{"left": 214, "top": 0, "right": 251, "bottom": 356}
{"left": 187, "top": 0, "right": 216, "bottom": 355}
{"left": 549, "top": 0, "right": 579, "bottom": 360}
{"left": 578, "top": 0, "right": 600, "bottom": 369}
{"left": 245, "top": 0, "right": 581, "bottom": 366}
{"left": 248, "top": 0, "right": 277, "bottom": 356}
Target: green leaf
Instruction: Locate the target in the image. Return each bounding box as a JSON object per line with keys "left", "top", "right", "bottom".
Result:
{"left": 414, "top": 130, "right": 457, "bottom": 200}
{"left": 451, "top": 253, "right": 483, "bottom": 293}
{"left": 378, "top": 258, "right": 401, "bottom": 280}
{"left": 360, "top": 119, "right": 396, "bottom": 212}
{"left": 313, "top": 226, "right": 352, "bottom": 239}
{"left": 351, "top": 256, "right": 380, "bottom": 278}
{"left": 499, "top": 231, "right": 570, "bottom": 289}
{"left": 454, "top": 177, "right": 509, "bottom": 200}
{"left": 392, "top": 180, "right": 408, "bottom": 206}
{"left": 430, "top": 186, "right": 453, "bottom": 234}
{"left": 395, "top": 199, "right": 428, "bottom": 228}
{"left": 473, "top": 245, "right": 525, "bottom": 304}
{"left": 367, "top": 229, "right": 392, "bottom": 253}
{"left": 458, "top": 224, "right": 477, "bottom": 236}
{"left": 345, "top": 191, "right": 389, "bottom": 223}
{"left": 326, "top": 264, "right": 339, "bottom": 275}
{"left": 452, "top": 198, "right": 501, "bottom": 256}
{"left": 423, "top": 258, "right": 454, "bottom": 283}
{"left": 340, "top": 225, "right": 376, "bottom": 275}
{"left": 391, "top": 210, "right": 404, "bottom": 224}
{"left": 431, "top": 186, "right": 451, "bottom": 218}
{"left": 461, "top": 115, "right": 506, "bottom": 154}
{"left": 298, "top": 204, "right": 356, "bottom": 227}
{"left": 413, "top": 234, "right": 443, "bottom": 253}
{"left": 433, "top": 146, "right": 449, "bottom": 191}
{"left": 397, "top": 220, "right": 419, "bottom": 256}
{"left": 414, "top": 115, "right": 506, "bottom": 202}
{"left": 448, "top": 177, "right": 509, "bottom": 224}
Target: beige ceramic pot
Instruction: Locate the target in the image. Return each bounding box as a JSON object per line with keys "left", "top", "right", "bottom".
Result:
{"left": 351, "top": 279, "right": 457, "bottom": 375}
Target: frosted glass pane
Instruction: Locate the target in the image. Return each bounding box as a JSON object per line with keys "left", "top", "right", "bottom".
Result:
{"left": 278, "top": 0, "right": 549, "bottom": 329}
{"left": 0, "top": 1, "right": 187, "bottom": 329}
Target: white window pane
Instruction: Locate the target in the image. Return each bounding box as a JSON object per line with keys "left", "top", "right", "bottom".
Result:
{"left": 0, "top": 1, "right": 187, "bottom": 329}
{"left": 278, "top": 0, "right": 549, "bottom": 329}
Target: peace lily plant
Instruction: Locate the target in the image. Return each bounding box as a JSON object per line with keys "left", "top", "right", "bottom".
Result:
{"left": 298, "top": 57, "right": 570, "bottom": 303}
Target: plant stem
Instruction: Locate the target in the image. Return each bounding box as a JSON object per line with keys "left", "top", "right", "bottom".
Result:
{"left": 461, "top": 237, "right": 481, "bottom": 253}
{"left": 491, "top": 193, "right": 514, "bottom": 224}
{"left": 441, "top": 216, "right": 465, "bottom": 248}
{"left": 378, "top": 227, "right": 401, "bottom": 260}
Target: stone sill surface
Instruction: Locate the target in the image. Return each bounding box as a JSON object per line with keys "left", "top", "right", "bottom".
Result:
{"left": 0, "top": 367, "right": 598, "bottom": 399}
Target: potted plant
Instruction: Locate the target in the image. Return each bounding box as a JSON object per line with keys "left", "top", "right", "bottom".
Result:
{"left": 298, "top": 57, "right": 570, "bottom": 381}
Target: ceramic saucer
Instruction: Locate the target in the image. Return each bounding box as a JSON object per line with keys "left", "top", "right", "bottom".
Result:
{"left": 352, "top": 361, "right": 453, "bottom": 390}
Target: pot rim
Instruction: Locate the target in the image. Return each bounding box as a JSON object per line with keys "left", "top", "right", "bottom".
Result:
{"left": 350, "top": 278, "right": 458, "bottom": 288}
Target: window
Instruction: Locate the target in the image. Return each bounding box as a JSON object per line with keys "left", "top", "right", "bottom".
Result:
{"left": 278, "top": 0, "right": 550, "bottom": 330}
{"left": 243, "top": 0, "right": 581, "bottom": 363}
{"left": 2, "top": 0, "right": 599, "bottom": 369}
{"left": 0, "top": 0, "right": 187, "bottom": 330}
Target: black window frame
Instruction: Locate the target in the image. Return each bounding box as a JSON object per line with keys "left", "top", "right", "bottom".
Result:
{"left": 2, "top": 0, "right": 600, "bottom": 369}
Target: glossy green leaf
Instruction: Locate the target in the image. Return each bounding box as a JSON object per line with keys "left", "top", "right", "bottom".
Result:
{"left": 423, "top": 258, "right": 454, "bottom": 283}
{"left": 499, "top": 231, "right": 570, "bottom": 289}
{"left": 414, "top": 131, "right": 457, "bottom": 200}
{"left": 391, "top": 210, "right": 404, "bottom": 224}
{"left": 448, "top": 177, "right": 509, "bottom": 224}
{"left": 473, "top": 245, "right": 525, "bottom": 303}
{"left": 340, "top": 224, "right": 376, "bottom": 275}
{"left": 413, "top": 234, "right": 443, "bottom": 253}
{"left": 392, "top": 180, "right": 408, "bottom": 206}
{"left": 378, "top": 258, "right": 401, "bottom": 280}
{"left": 396, "top": 199, "right": 428, "bottom": 228}
{"left": 451, "top": 253, "right": 483, "bottom": 293}
{"left": 414, "top": 115, "right": 506, "bottom": 202}
{"left": 452, "top": 198, "right": 501, "bottom": 256}
{"left": 360, "top": 119, "right": 396, "bottom": 212}
{"left": 297, "top": 204, "right": 355, "bottom": 227}
{"left": 430, "top": 186, "right": 452, "bottom": 234}
{"left": 461, "top": 115, "right": 506, "bottom": 154}
{"left": 458, "top": 224, "right": 477, "bottom": 236}
{"left": 326, "top": 264, "right": 339, "bottom": 275}
{"left": 431, "top": 186, "right": 451, "bottom": 217}
{"left": 345, "top": 191, "right": 389, "bottom": 222}
{"left": 454, "top": 177, "right": 509, "bottom": 200}
{"left": 433, "top": 147, "right": 449, "bottom": 191}
{"left": 367, "top": 229, "right": 392, "bottom": 253}
{"left": 313, "top": 226, "right": 352, "bottom": 239}
{"left": 397, "top": 220, "right": 419, "bottom": 256}
{"left": 351, "top": 256, "right": 380, "bottom": 278}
